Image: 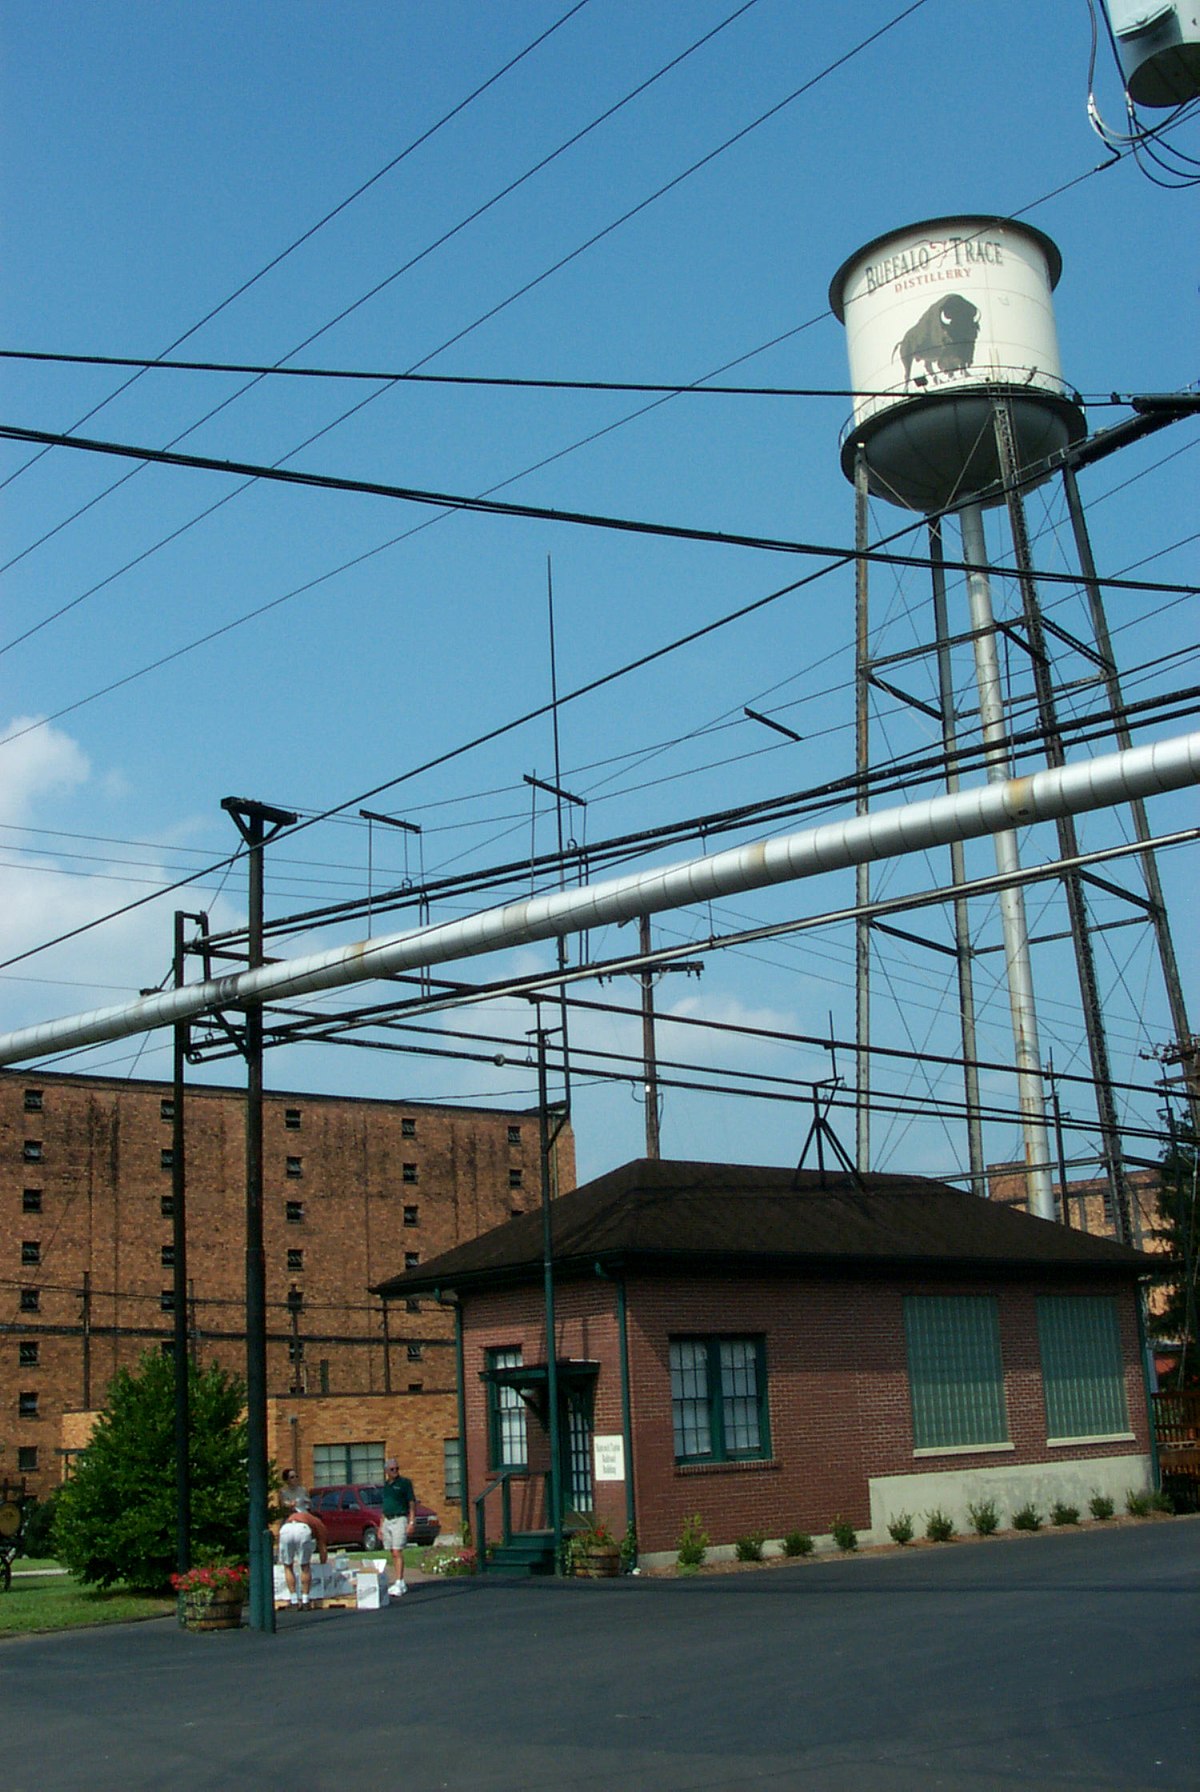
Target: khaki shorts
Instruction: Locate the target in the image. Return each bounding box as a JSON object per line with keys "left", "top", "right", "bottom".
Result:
{"left": 382, "top": 1515, "right": 409, "bottom": 1550}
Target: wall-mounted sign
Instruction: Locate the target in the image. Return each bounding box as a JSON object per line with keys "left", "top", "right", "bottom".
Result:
{"left": 593, "top": 1434, "right": 625, "bottom": 1483}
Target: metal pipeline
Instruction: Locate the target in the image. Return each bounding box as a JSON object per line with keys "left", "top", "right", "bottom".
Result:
{"left": 1, "top": 730, "right": 1198, "bottom": 1069}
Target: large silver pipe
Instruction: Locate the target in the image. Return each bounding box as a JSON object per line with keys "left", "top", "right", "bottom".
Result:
{"left": 959, "top": 500, "right": 1054, "bottom": 1217}
{"left": 1, "top": 730, "right": 1198, "bottom": 1072}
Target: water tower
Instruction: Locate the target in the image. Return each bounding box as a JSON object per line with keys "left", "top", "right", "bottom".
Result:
{"left": 829, "top": 216, "right": 1192, "bottom": 1233}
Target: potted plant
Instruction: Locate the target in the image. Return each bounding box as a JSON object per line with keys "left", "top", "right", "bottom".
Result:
{"left": 566, "top": 1518, "right": 621, "bottom": 1578}
{"left": 171, "top": 1561, "right": 249, "bottom": 1631}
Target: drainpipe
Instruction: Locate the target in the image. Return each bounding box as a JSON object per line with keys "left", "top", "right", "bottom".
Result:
{"left": 595, "top": 1262, "right": 636, "bottom": 1551}
{"left": 450, "top": 1295, "right": 470, "bottom": 1546}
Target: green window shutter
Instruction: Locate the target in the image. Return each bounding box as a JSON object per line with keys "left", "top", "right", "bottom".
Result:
{"left": 904, "top": 1296, "right": 1008, "bottom": 1450}
{"left": 1037, "top": 1295, "right": 1129, "bottom": 1438}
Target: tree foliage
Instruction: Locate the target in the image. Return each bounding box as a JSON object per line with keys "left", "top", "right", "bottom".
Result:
{"left": 1148, "top": 1134, "right": 1199, "bottom": 1387}
{"left": 53, "top": 1352, "right": 248, "bottom": 1590}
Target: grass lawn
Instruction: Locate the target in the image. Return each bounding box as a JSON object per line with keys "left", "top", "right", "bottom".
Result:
{"left": 0, "top": 1571, "right": 173, "bottom": 1637}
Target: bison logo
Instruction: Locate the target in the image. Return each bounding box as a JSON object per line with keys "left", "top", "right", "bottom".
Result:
{"left": 894, "top": 294, "right": 980, "bottom": 389}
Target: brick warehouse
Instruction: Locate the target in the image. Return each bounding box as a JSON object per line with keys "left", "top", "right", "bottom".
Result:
{"left": 0, "top": 1068, "right": 574, "bottom": 1498}
{"left": 379, "top": 1158, "right": 1154, "bottom": 1565}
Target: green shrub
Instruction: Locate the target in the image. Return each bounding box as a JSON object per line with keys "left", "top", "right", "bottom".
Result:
{"left": 1050, "top": 1501, "right": 1080, "bottom": 1527}
{"left": 619, "top": 1524, "right": 638, "bottom": 1572}
{"left": 924, "top": 1508, "right": 955, "bottom": 1543}
{"left": 677, "top": 1512, "right": 709, "bottom": 1568}
{"left": 734, "top": 1531, "right": 766, "bottom": 1562}
{"left": 967, "top": 1497, "right": 999, "bottom": 1537}
{"left": 1088, "top": 1493, "right": 1114, "bottom": 1521}
{"left": 1149, "top": 1489, "right": 1175, "bottom": 1514}
{"left": 1012, "top": 1503, "right": 1043, "bottom": 1532}
{"left": 887, "top": 1512, "right": 914, "bottom": 1546}
{"left": 1125, "top": 1489, "right": 1152, "bottom": 1517}
{"left": 782, "top": 1530, "right": 814, "bottom": 1557}
{"left": 53, "top": 1351, "right": 248, "bottom": 1591}
{"left": 830, "top": 1515, "right": 857, "bottom": 1552}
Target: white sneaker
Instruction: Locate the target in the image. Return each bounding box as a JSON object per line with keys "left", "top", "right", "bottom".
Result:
{"left": 289, "top": 1596, "right": 299, "bottom": 1607}
{"left": 398, "top": 1580, "right": 407, "bottom": 1596}
{"left": 388, "top": 1582, "right": 403, "bottom": 1598}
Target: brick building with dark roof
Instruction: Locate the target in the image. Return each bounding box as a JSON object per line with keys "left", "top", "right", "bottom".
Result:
{"left": 1, "top": 1068, "right": 574, "bottom": 1500}
{"left": 377, "top": 1158, "right": 1155, "bottom": 1565}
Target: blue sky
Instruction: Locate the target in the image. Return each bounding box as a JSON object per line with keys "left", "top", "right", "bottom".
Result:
{"left": 1, "top": 0, "right": 1196, "bottom": 1185}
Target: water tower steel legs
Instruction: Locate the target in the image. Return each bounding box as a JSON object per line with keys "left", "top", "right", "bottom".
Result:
{"left": 928, "top": 521, "right": 986, "bottom": 1198}
{"left": 854, "top": 450, "right": 871, "bottom": 1173}
{"left": 959, "top": 499, "right": 1056, "bottom": 1220}
{"left": 1061, "top": 462, "right": 1198, "bottom": 1138}
{"left": 992, "top": 401, "right": 1133, "bottom": 1241}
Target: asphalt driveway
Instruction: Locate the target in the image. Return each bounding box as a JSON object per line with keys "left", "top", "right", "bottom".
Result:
{"left": 3, "top": 1519, "right": 1196, "bottom": 1791}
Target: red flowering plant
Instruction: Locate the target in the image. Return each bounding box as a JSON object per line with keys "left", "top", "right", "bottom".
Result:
{"left": 170, "top": 1562, "right": 249, "bottom": 1607}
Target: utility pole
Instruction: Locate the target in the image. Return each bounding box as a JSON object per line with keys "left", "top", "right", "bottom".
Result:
{"left": 639, "top": 915, "right": 660, "bottom": 1160}
{"left": 222, "top": 796, "right": 297, "bottom": 1636}
{"left": 535, "top": 1020, "right": 564, "bottom": 1573}
{"left": 170, "top": 910, "right": 204, "bottom": 1579}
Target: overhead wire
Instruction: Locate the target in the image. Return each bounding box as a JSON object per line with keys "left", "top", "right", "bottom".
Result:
{"left": 0, "top": 0, "right": 594, "bottom": 500}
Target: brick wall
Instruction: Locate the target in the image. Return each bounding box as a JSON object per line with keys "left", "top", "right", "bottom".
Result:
{"left": 0, "top": 1068, "right": 574, "bottom": 1497}
{"left": 459, "top": 1265, "right": 1149, "bottom": 1557}
{"left": 61, "top": 1389, "right": 460, "bottom": 1515}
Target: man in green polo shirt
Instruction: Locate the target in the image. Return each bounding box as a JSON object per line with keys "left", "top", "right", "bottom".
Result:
{"left": 382, "top": 1457, "right": 417, "bottom": 1600}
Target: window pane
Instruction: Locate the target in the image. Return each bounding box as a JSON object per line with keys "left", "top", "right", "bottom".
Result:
{"left": 670, "top": 1339, "right": 712, "bottom": 1460}
{"left": 904, "top": 1296, "right": 1008, "bottom": 1450}
{"left": 346, "top": 1442, "right": 385, "bottom": 1483}
{"left": 444, "top": 1438, "right": 463, "bottom": 1502}
{"left": 1037, "top": 1295, "right": 1129, "bottom": 1438}
{"left": 488, "top": 1347, "right": 527, "bottom": 1469}
{"left": 719, "top": 1338, "right": 762, "bottom": 1456}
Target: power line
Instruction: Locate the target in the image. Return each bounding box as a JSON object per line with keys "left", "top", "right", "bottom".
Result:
{"left": 0, "top": 345, "right": 1132, "bottom": 405}
{"left": 2, "top": 417, "right": 1193, "bottom": 599}
{"left": 0, "top": 0, "right": 593, "bottom": 500}
{"left": 0, "top": 0, "right": 760, "bottom": 592}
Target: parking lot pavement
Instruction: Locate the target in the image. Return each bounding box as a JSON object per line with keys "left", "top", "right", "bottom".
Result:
{"left": 2, "top": 1518, "right": 1196, "bottom": 1792}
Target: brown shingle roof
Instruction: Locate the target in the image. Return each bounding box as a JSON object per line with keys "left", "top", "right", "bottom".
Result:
{"left": 372, "top": 1158, "right": 1148, "bottom": 1297}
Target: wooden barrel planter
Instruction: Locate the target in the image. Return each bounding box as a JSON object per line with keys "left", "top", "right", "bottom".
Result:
{"left": 181, "top": 1591, "right": 245, "bottom": 1631}
{"left": 571, "top": 1542, "right": 621, "bottom": 1579}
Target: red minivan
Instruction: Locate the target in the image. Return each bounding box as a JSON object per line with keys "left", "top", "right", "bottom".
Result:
{"left": 310, "top": 1483, "right": 441, "bottom": 1549}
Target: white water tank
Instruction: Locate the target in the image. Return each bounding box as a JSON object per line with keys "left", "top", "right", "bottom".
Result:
{"left": 830, "top": 216, "right": 1085, "bottom": 514}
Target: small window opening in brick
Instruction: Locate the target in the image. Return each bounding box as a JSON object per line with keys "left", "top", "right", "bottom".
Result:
{"left": 19, "top": 1288, "right": 39, "bottom": 1313}
{"left": 23, "top": 1089, "right": 43, "bottom": 1113}
{"left": 160, "top": 1098, "right": 175, "bottom": 1122}
{"left": 284, "top": 1108, "right": 301, "bottom": 1131}
{"left": 23, "top": 1189, "right": 42, "bottom": 1213}
{"left": 19, "top": 1342, "right": 39, "bottom": 1367}
{"left": 401, "top": 1117, "right": 416, "bottom": 1138}
{"left": 407, "top": 1382, "right": 423, "bottom": 1394}
{"left": 507, "top": 1124, "right": 521, "bottom": 1145}
{"left": 406, "top": 1343, "right": 423, "bottom": 1362}
{"left": 508, "top": 1168, "right": 523, "bottom": 1189}
{"left": 402, "top": 1163, "right": 418, "bottom": 1184}
{"left": 161, "top": 1195, "right": 175, "bottom": 1217}
{"left": 288, "top": 1338, "right": 305, "bottom": 1363}
{"left": 286, "top": 1156, "right": 303, "bottom": 1178}
{"left": 161, "top": 1245, "right": 174, "bottom": 1267}
{"left": 23, "top": 1141, "right": 43, "bottom": 1163}
{"left": 287, "top": 1248, "right": 304, "bottom": 1273}
{"left": 17, "top": 1446, "right": 38, "bottom": 1472}
{"left": 160, "top": 1147, "right": 174, "bottom": 1171}
{"left": 19, "top": 1390, "right": 40, "bottom": 1417}
{"left": 510, "top": 1208, "right": 524, "bottom": 1220}
{"left": 287, "top": 1285, "right": 304, "bottom": 1312}
{"left": 160, "top": 1290, "right": 175, "bottom": 1312}
{"left": 403, "top": 1204, "right": 419, "bottom": 1227}
{"left": 21, "top": 1240, "right": 40, "bottom": 1265}
{"left": 405, "top": 1251, "right": 420, "bottom": 1270}
{"left": 406, "top": 1297, "right": 422, "bottom": 1313}
{"left": 286, "top": 1200, "right": 305, "bottom": 1224}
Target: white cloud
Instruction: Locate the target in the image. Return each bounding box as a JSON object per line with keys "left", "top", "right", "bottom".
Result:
{"left": 0, "top": 717, "right": 90, "bottom": 827}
